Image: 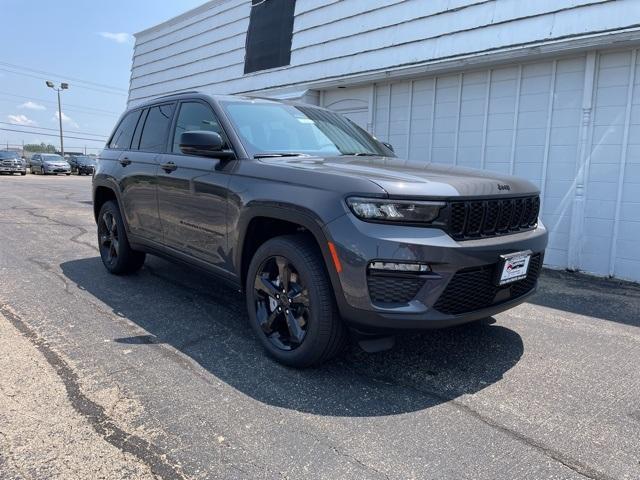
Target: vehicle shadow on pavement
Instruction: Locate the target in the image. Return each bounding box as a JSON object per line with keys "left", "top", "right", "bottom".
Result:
{"left": 531, "top": 269, "right": 640, "bottom": 328}
{"left": 61, "top": 256, "right": 525, "bottom": 417}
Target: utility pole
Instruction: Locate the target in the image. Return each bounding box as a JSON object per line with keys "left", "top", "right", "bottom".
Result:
{"left": 45, "top": 81, "right": 69, "bottom": 156}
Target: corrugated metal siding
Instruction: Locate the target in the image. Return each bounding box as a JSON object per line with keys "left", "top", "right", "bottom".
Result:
{"left": 368, "top": 56, "right": 586, "bottom": 272}
{"left": 128, "top": 0, "right": 638, "bottom": 104}
{"left": 584, "top": 49, "right": 640, "bottom": 280}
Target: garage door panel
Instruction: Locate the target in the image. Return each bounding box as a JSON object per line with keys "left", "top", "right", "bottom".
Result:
{"left": 322, "top": 49, "right": 639, "bottom": 280}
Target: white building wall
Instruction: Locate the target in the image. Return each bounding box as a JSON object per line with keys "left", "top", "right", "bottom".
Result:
{"left": 129, "top": 1, "right": 640, "bottom": 282}
{"left": 321, "top": 50, "right": 640, "bottom": 281}
{"left": 129, "top": 0, "right": 640, "bottom": 104}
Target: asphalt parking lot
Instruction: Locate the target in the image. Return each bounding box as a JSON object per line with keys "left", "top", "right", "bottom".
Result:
{"left": 1, "top": 174, "right": 639, "bottom": 480}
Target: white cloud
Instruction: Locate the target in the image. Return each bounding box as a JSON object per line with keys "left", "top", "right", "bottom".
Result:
{"left": 18, "top": 101, "right": 46, "bottom": 111}
{"left": 98, "top": 32, "right": 132, "bottom": 44}
{"left": 53, "top": 111, "right": 79, "bottom": 129}
{"left": 8, "top": 114, "right": 38, "bottom": 126}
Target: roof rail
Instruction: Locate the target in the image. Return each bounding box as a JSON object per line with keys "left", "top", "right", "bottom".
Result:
{"left": 154, "top": 90, "right": 200, "bottom": 100}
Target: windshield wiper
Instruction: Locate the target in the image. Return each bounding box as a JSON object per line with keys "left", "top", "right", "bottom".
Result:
{"left": 340, "top": 152, "right": 380, "bottom": 157}
{"left": 253, "top": 152, "right": 307, "bottom": 159}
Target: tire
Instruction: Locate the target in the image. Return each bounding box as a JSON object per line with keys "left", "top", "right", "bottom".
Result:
{"left": 245, "top": 235, "right": 347, "bottom": 368}
{"left": 65, "top": 173, "right": 71, "bottom": 176}
{"left": 97, "top": 200, "right": 146, "bottom": 275}
{"left": 20, "top": 172, "right": 26, "bottom": 176}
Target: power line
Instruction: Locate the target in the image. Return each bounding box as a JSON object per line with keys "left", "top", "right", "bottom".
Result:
{"left": 0, "top": 68, "right": 127, "bottom": 97}
{"left": 0, "top": 121, "right": 108, "bottom": 138}
{"left": 0, "top": 127, "right": 106, "bottom": 143}
{"left": 0, "top": 61, "right": 127, "bottom": 93}
{"left": 0, "top": 92, "right": 121, "bottom": 115}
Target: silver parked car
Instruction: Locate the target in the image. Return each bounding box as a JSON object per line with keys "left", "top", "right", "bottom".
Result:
{"left": 0, "top": 151, "right": 27, "bottom": 175}
{"left": 30, "top": 153, "right": 71, "bottom": 175}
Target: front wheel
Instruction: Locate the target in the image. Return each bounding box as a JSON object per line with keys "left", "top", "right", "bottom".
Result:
{"left": 97, "top": 200, "right": 146, "bottom": 275}
{"left": 245, "top": 235, "right": 347, "bottom": 368}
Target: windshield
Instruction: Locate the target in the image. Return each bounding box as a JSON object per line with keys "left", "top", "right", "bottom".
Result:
{"left": 0, "top": 151, "right": 19, "bottom": 159}
{"left": 42, "top": 154, "right": 64, "bottom": 162}
{"left": 220, "top": 100, "right": 394, "bottom": 158}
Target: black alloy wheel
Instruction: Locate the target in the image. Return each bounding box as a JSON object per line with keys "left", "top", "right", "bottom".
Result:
{"left": 245, "top": 235, "right": 347, "bottom": 367}
{"left": 96, "top": 200, "right": 145, "bottom": 275}
{"left": 99, "top": 211, "right": 120, "bottom": 268}
{"left": 254, "top": 255, "right": 311, "bottom": 351}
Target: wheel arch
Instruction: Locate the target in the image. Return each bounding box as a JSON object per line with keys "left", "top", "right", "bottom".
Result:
{"left": 236, "top": 203, "right": 346, "bottom": 305}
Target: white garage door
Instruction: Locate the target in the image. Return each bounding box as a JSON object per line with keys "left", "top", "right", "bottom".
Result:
{"left": 321, "top": 49, "right": 640, "bottom": 282}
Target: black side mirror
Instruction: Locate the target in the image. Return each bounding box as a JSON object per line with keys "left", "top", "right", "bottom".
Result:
{"left": 180, "top": 131, "right": 235, "bottom": 159}
{"left": 382, "top": 141, "right": 394, "bottom": 152}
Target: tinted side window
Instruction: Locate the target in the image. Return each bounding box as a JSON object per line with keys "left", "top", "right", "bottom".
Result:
{"left": 172, "top": 102, "right": 228, "bottom": 153}
{"left": 109, "top": 110, "right": 141, "bottom": 150}
{"left": 139, "top": 104, "right": 175, "bottom": 153}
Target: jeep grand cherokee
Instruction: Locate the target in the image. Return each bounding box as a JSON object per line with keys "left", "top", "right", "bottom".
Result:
{"left": 93, "top": 93, "right": 548, "bottom": 367}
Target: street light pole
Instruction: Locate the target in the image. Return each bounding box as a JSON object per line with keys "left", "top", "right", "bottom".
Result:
{"left": 56, "top": 88, "right": 64, "bottom": 156}
{"left": 45, "top": 81, "right": 69, "bottom": 157}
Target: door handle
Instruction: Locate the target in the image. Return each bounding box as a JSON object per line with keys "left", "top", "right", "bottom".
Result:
{"left": 119, "top": 157, "right": 131, "bottom": 166}
{"left": 160, "top": 161, "right": 177, "bottom": 172}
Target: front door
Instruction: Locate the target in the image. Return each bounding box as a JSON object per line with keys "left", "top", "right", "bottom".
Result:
{"left": 156, "top": 100, "right": 233, "bottom": 267}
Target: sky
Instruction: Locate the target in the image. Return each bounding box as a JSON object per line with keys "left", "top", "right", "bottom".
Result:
{"left": 0, "top": 0, "right": 206, "bottom": 154}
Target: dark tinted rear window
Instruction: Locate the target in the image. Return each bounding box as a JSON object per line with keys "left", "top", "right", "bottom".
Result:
{"left": 0, "top": 151, "right": 19, "bottom": 159}
{"left": 139, "top": 104, "right": 175, "bottom": 153}
{"left": 109, "top": 110, "right": 141, "bottom": 150}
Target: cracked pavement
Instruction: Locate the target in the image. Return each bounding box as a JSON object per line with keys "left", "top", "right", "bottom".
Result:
{"left": 0, "top": 174, "right": 639, "bottom": 479}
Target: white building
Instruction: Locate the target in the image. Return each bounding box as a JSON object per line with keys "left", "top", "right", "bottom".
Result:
{"left": 129, "top": 0, "right": 640, "bottom": 282}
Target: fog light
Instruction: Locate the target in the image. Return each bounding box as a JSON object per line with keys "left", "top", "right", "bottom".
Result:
{"left": 368, "top": 261, "right": 430, "bottom": 272}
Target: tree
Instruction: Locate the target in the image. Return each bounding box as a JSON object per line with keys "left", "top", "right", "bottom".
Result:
{"left": 24, "top": 142, "right": 57, "bottom": 153}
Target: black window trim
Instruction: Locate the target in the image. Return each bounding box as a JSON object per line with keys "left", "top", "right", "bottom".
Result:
{"left": 136, "top": 101, "right": 177, "bottom": 154}
{"left": 167, "top": 98, "right": 236, "bottom": 159}
{"left": 130, "top": 108, "right": 149, "bottom": 151}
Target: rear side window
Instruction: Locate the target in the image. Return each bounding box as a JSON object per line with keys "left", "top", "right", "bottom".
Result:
{"left": 109, "top": 110, "right": 141, "bottom": 150}
{"left": 172, "top": 102, "right": 228, "bottom": 153}
{"left": 139, "top": 104, "right": 175, "bottom": 153}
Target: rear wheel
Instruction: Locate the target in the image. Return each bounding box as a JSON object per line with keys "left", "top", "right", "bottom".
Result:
{"left": 245, "top": 235, "right": 346, "bottom": 367}
{"left": 97, "top": 200, "right": 145, "bottom": 275}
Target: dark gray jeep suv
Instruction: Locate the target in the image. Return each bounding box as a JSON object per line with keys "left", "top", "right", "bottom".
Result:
{"left": 93, "top": 92, "right": 547, "bottom": 367}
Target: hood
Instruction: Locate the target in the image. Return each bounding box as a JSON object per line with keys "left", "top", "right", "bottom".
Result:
{"left": 267, "top": 156, "right": 539, "bottom": 198}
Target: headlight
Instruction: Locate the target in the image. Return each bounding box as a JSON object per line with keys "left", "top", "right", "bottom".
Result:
{"left": 346, "top": 197, "right": 445, "bottom": 224}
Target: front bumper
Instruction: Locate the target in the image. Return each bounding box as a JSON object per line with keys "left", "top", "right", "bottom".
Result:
{"left": 44, "top": 166, "right": 70, "bottom": 173}
{"left": 325, "top": 213, "right": 548, "bottom": 331}
{"left": 0, "top": 166, "right": 26, "bottom": 173}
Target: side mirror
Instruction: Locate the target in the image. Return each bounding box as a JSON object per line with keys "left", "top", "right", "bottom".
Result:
{"left": 382, "top": 141, "right": 394, "bottom": 152}
{"left": 180, "top": 131, "right": 235, "bottom": 159}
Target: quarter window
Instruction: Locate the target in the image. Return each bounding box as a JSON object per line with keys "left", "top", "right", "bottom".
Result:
{"left": 139, "top": 104, "right": 175, "bottom": 153}
{"left": 109, "top": 110, "right": 141, "bottom": 150}
{"left": 172, "top": 102, "right": 227, "bottom": 153}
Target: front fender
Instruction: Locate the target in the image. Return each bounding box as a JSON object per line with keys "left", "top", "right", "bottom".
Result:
{"left": 233, "top": 201, "right": 348, "bottom": 310}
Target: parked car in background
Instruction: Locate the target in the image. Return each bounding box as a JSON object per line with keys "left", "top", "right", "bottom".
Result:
{"left": 30, "top": 153, "right": 71, "bottom": 175}
{"left": 93, "top": 93, "right": 548, "bottom": 368}
{"left": 67, "top": 155, "right": 97, "bottom": 175}
{"left": 0, "top": 151, "right": 27, "bottom": 175}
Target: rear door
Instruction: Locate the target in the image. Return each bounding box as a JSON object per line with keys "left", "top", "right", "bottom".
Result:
{"left": 156, "top": 100, "right": 234, "bottom": 267}
{"left": 118, "top": 104, "right": 174, "bottom": 240}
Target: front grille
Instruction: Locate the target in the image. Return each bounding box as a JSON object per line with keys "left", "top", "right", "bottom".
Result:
{"left": 368, "top": 275, "right": 425, "bottom": 304}
{"left": 447, "top": 196, "right": 539, "bottom": 240}
{"left": 433, "top": 254, "right": 542, "bottom": 315}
